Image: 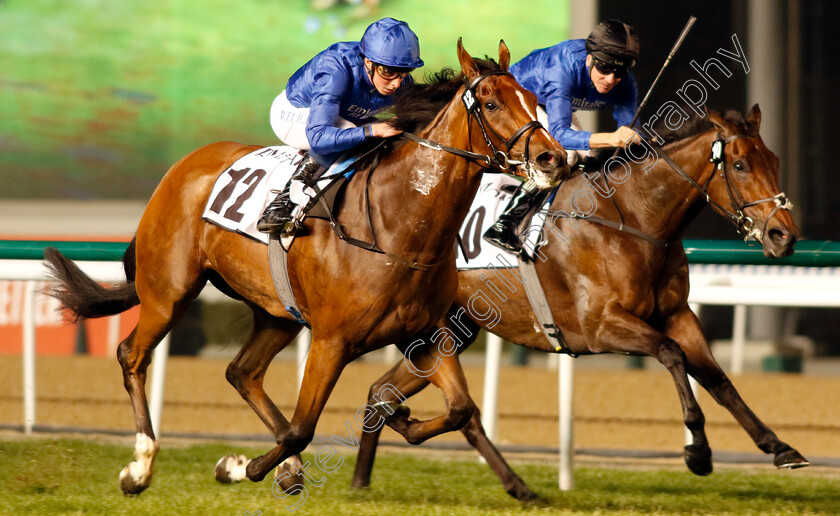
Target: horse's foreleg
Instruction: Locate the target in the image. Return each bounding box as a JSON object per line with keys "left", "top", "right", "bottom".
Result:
{"left": 352, "top": 358, "right": 432, "bottom": 489}
{"left": 458, "top": 407, "right": 538, "bottom": 500}
{"left": 245, "top": 337, "right": 347, "bottom": 482}
{"left": 665, "top": 307, "right": 809, "bottom": 469}
{"left": 593, "top": 303, "right": 712, "bottom": 475}
{"left": 216, "top": 309, "right": 306, "bottom": 489}
{"left": 382, "top": 339, "right": 476, "bottom": 445}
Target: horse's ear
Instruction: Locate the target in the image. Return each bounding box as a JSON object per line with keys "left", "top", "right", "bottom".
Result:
{"left": 707, "top": 108, "right": 729, "bottom": 135}
{"left": 457, "top": 37, "right": 480, "bottom": 81}
{"left": 498, "top": 39, "right": 510, "bottom": 71}
{"left": 747, "top": 103, "right": 762, "bottom": 133}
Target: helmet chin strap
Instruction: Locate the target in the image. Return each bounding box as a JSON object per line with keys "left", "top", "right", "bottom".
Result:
{"left": 363, "top": 59, "right": 377, "bottom": 88}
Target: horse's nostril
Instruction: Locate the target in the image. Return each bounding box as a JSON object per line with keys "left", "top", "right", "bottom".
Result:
{"left": 768, "top": 227, "right": 796, "bottom": 246}
{"left": 536, "top": 151, "right": 565, "bottom": 170}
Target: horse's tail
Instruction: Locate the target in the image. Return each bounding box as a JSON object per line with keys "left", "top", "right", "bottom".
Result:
{"left": 44, "top": 238, "right": 140, "bottom": 322}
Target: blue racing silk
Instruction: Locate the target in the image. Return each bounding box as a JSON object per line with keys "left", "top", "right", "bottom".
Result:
{"left": 285, "top": 41, "right": 414, "bottom": 157}
{"left": 510, "top": 39, "right": 638, "bottom": 150}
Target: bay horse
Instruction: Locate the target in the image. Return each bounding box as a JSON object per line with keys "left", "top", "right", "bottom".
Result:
{"left": 44, "top": 40, "right": 568, "bottom": 495}
{"left": 352, "top": 105, "right": 808, "bottom": 500}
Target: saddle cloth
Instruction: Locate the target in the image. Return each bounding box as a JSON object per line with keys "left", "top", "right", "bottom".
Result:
{"left": 456, "top": 174, "right": 551, "bottom": 269}
{"left": 201, "top": 146, "right": 353, "bottom": 244}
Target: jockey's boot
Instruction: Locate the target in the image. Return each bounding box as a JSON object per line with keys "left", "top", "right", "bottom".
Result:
{"left": 257, "top": 153, "right": 321, "bottom": 233}
{"left": 482, "top": 182, "right": 548, "bottom": 254}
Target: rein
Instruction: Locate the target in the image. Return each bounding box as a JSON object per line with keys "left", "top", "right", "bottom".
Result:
{"left": 403, "top": 70, "right": 544, "bottom": 174}
{"left": 654, "top": 133, "right": 793, "bottom": 243}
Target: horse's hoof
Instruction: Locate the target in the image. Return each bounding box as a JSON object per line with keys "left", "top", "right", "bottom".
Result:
{"left": 387, "top": 404, "right": 411, "bottom": 422}
{"left": 246, "top": 456, "right": 271, "bottom": 482}
{"left": 506, "top": 482, "right": 539, "bottom": 501}
{"left": 684, "top": 444, "right": 713, "bottom": 476}
{"left": 273, "top": 455, "right": 305, "bottom": 492}
{"left": 774, "top": 449, "right": 809, "bottom": 469}
{"left": 215, "top": 454, "right": 250, "bottom": 483}
{"left": 119, "top": 465, "right": 149, "bottom": 496}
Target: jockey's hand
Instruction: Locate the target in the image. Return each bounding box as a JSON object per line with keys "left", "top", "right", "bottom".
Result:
{"left": 371, "top": 120, "right": 403, "bottom": 138}
{"left": 612, "top": 126, "right": 643, "bottom": 148}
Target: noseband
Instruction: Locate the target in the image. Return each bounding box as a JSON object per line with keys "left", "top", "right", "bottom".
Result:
{"left": 658, "top": 133, "right": 793, "bottom": 243}
{"left": 403, "top": 70, "right": 545, "bottom": 175}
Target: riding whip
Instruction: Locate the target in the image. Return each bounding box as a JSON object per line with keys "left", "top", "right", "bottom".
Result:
{"left": 630, "top": 15, "right": 697, "bottom": 128}
{"left": 612, "top": 15, "right": 697, "bottom": 156}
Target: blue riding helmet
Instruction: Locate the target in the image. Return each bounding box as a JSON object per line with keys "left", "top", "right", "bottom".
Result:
{"left": 360, "top": 17, "right": 424, "bottom": 68}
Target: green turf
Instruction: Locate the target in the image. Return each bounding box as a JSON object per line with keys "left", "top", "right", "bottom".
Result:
{"left": 0, "top": 0, "right": 570, "bottom": 200}
{"left": 1, "top": 437, "right": 838, "bottom": 515}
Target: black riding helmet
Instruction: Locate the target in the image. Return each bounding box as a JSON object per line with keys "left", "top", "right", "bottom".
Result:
{"left": 585, "top": 20, "right": 639, "bottom": 69}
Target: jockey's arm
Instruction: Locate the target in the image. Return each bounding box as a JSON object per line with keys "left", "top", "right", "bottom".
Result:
{"left": 306, "top": 66, "right": 390, "bottom": 154}
{"left": 594, "top": 75, "right": 641, "bottom": 148}
{"left": 589, "top": 126, "right": 642, "bottom": 148}
{"left": 545, "top": 94, "right": 591, "bottom": 150}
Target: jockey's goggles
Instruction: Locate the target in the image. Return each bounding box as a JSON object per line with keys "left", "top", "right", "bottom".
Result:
{"left": 592, "top": 56, "right": 631, "bottom": 79}
{"left": 374, "top": 63, "right": 414, "bottom": 80}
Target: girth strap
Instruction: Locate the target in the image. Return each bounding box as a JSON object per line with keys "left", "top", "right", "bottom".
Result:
{"left": 517, "top": 254, "right": 575, "bottom": 356}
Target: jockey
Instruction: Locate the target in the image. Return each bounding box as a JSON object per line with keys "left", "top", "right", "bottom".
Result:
{"left": 257, "top": 17, "right": 423, "bottom": 233}
{"left": 483, "top": 19, "right": 642, "bottom": 253}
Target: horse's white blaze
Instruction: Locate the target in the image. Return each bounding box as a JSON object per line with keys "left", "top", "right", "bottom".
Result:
{"left": 515, "top": 91, "right": 537, "bottom": 121}
{"left": 514, "top": 90, "right": 562, "bottom": 188}
{"left": 119, "top": 433, "right": 159, "bottom": 485}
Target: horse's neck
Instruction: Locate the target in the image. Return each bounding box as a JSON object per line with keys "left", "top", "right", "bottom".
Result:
{"left": 615, "top": 131, "right": 717, "bottom": 241}
{"left": 371, "top": 100, "right": 482, "bottom": 257}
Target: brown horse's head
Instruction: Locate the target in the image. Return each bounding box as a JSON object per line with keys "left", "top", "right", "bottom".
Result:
{"left": 705, "top": 104, "right": 799, "bottom": 258}
{"left": 456, "top": 38, "right": 569, "bottom": 188}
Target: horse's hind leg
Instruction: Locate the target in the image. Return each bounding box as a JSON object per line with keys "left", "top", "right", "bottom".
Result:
{"left": 117, "top": 300, "right": 196, "bottom": 495}
{"left": 117, "top": 243, "right": 205, "bottom": 495}
{"left": 664, "top": 307, "right": 808, "bottom": 469}
{"left": 590, "top": 303, "right": 712, "bottom": 475}
{"left": 216, "top": 307, "right": 306, "bottom": 490}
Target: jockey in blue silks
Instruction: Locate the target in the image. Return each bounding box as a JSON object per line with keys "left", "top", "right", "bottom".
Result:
{"left": 258, "top": 17, "right": 423, "bottom": 234}
{"left": 483, "top": 20, "right": 643, "bottom": 253}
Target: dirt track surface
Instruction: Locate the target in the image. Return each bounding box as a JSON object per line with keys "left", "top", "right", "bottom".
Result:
{"left": 1, "top": 355, "right": 838, "bottom": 459}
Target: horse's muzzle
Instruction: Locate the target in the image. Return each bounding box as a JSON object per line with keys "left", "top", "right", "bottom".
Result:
{"left": 532, "top": 150, "right": 570, "bottom": 189}
{"left": 763, "top": 224, "right": 798, "bottom": 258}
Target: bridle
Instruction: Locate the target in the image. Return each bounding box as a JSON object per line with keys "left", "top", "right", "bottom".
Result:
{"left": 403, "top": 70, "right": 545, "bottom": 176}
{"left": 555, "top": 132, "right": 795, "bottom": 249}
{"left": 656, "top": 133, "right": 793, "bottom": 243}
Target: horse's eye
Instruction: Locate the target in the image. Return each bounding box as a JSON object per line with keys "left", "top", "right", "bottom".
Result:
{"left": 484, "top": 102, "right": 498, "bottom": 111}
{"left": 734, "top": 160, "right": 746, "bottom": 172}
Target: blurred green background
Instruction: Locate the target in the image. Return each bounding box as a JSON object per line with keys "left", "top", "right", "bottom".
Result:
{"left": 0, "top": 0, "right": 570, "bottom": 199}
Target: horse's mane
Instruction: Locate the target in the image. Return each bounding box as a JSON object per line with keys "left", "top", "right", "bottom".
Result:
{"left": 353, "top": 57, "right": 503, "bottom": 170}
{"left": 582, "top": 108, "right": 755, "bottom": 172}
{"left": 656, "top": 109, "right": 754, "bottom": 144}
